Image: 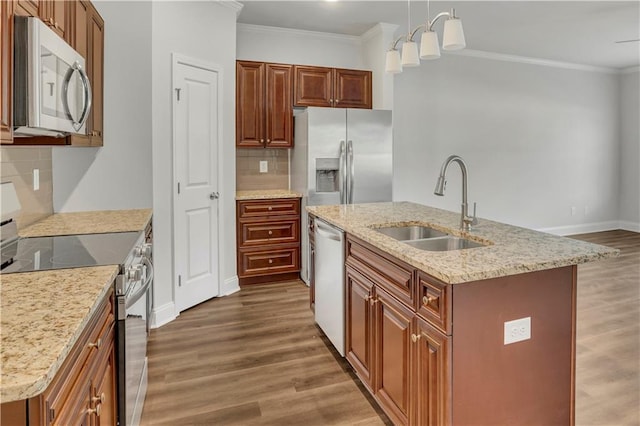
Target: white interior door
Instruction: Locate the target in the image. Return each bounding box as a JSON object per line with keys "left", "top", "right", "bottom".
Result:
{"left": 173, "top": 56, "right": 221, "bottom": 313}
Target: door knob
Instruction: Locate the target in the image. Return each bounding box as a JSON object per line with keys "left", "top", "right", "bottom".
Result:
{"left": 210, "top": 192, "right": 219, "bottom": 200}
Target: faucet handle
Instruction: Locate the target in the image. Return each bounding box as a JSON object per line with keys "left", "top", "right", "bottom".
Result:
{"left": 471, "top": 202, "right": 478, "bottom": 225}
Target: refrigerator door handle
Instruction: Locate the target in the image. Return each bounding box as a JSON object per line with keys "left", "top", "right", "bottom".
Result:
{"left": 347, "top": 140, "right": 354, "bottom": 204}
{"left": 339, "top": 140, "right": 346, "bottom": 204}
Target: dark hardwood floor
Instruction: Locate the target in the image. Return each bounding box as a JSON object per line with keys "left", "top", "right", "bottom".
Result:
{"left": 141, "top": 230, "right": 639, "bottom": 425}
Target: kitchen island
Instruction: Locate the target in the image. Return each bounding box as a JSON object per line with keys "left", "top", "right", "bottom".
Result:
{"left": 307, "top": 202, "right": 618, "bottom": 426}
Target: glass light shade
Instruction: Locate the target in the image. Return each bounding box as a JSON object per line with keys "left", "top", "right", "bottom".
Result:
{"left": 420, "top": 30, "right": 441, "bottom": 59}
{"left": 385, "top": 49, "right": 402, "bottom": 74}
{"left": 442, "top": 18, "right": 466, "bottom": 50}
{"left": 401, "top": 40, "right": 420, "bottom": 67}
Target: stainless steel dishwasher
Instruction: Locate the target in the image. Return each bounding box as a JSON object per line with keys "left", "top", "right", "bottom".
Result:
{"left": 313, "top": 218, "right": 346, "bottom": 356}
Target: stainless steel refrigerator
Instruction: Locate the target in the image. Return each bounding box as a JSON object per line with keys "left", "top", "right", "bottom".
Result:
{"left": 291, "top": 107, "right": 393, "bottom": 284}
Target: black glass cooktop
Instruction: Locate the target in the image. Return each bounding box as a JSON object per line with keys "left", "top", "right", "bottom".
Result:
{"left": 1, "top": 232, "right": 141, "bottom": 274}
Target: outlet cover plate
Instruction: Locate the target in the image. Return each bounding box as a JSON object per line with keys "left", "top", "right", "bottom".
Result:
{"left": 259, "top": 161, "right": 268, "bottom": 173}
{"left": 504, "top": 317, "right": 531, "bottom": 345}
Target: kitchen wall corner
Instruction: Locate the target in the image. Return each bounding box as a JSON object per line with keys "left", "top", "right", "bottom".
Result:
{"left": 236, "top": 148, "right": 289, "bottom": 190}
{"left": 0, "top": 147, "right": 53, "bottom": 229}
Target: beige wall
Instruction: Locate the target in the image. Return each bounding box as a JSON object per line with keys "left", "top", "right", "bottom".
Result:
{"left": 0, "top": 147, "right": 53, "bottom": 229}
{"left": 236, "top": 149, "right": 289, "bottom": 190}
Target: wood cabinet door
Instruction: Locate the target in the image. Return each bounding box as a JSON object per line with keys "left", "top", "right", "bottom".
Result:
{"left": 39, "top": 0, "right": 67, "bottom": 40}
{"left": 16, "top": 0, "right": 38, "bottom": 16}
{"left": 265, "top": 63, "right": 293, "bottom": 148}
{"left": 236, "top": 61, "right": 265, "bottom": 147}
{"left": 0, "top": 0, "right": 13, "bottom": 144}
{"left": 293, "top": 65, "right": 333, "bottom": 107}
{"left": 413, "top": 317, "right": 451, "bottom": 426}
{"left": 87, "top": 5, "right": 103, "bottom": 146}
{"left": 334, "top": 68, "right": 372, "bottom": 109}
{"left": 345, "top": 265, "right": 375, "bottom": 391}
{"left": 92, "top": 339, "right": 117, "bottom": 426}
{"left": 375, "top": 287, "right": 413, "bottom": 426}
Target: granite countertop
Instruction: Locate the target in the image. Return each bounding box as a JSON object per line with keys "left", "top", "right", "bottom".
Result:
{"left": 236, "top": 189, "right": 303, "bottom": 200}
{"left": 19, "top": 209, "right": 153, "bottom": 238}
{"left": 0, "top": 266, "right": 119, "bottom": 402}
{"left": 307, "top": 202, "right": 619, "bottom": 284}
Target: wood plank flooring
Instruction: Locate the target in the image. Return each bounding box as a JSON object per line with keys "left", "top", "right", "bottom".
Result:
{"left": 141, "top": 230, "right": 639, "bottom": 425}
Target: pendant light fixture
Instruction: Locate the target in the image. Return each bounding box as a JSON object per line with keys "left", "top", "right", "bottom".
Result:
{"left": 385, "top": 0, "right": 466, "bottom": 74}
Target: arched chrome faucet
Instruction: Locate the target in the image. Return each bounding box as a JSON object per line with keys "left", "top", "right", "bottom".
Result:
{"left": 434, "top": 155, "right": 477, "bottom": 231}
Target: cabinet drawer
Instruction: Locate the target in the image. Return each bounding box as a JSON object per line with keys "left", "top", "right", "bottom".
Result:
{"left": 416, "top": 272, "right": 451, "bottom": 335}
{"left": 346, "top": 237, "right": 414, "bottom": 308}
{"left": 238, "top": 199, "right": 300, "bottom": 218}
{"left": 239, "top": 219, "right": 299, "bottom": 247}
{"left": 239, "top": 245, "right": 300, "bottom": 277}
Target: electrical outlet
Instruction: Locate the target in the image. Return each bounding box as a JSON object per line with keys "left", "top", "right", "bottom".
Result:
{"left": 33, "top": 169, "right": 40, "bottom": 191}
{"left": 504, "top": 317, "right": 531, "bottom": 345}
{"left": 259, "top": 161, "right": 268, "bottom": 173}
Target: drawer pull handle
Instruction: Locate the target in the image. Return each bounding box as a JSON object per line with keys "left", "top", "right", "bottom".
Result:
{"left": 88, "top": 338, "right": 102, "bottom": 349}
{"left": 87, "top": 404, "right": 102, "bottom": 417}
{"left": 268, "top": 230, "right": 273, "bottom": 235}
{"left": 423, "top": 295, "right": 437, "bottom": 306}
{"left": 268, "top": 206, "right": 273, "bottom": 211}
{"left": 268, "top": 259, "right": 273, "bottom": 264}
{"left": 411, "top": 333, "right": 421, "bottom": 343}
{"left": 92, "top": 393, "right": 105, "bottom": 404}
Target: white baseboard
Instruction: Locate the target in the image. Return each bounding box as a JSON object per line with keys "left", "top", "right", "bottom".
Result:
{"left": 537, "top": 221, "right": 621, "bottom": 236}
{"left": 151, "top": 302, "right": 177, "bottom": 329}
{"left": 619, "top": 221, "right": 640, "bottom": 233}
{"left": 221, "top": 275, "right": 240, "bottom": 296}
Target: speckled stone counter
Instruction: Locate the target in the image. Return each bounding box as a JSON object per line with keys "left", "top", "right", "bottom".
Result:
{"left": 307, "top": 202, "right": 618, "bottom": 284}
{"left": 236, "top": 189, "right": 303, "bottom": 200}
{"left": 19, "top": 209, "right": 152, "bottom": 238}
{"left": 0, "top": 266, "right": 119, "bottom": 402}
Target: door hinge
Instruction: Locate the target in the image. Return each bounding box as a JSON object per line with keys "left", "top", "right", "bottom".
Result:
{"left": 175, "top": 88, "right": 181, "bottom": 101}
{"left": 178, "top": 275, "right": 182, "bottom": 287}
{"left": 177, "top": 182, "right": 181, "bottom": 194}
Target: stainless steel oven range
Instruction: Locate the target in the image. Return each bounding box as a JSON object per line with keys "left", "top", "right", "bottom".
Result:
{"left": 0, "top": 223, "right": 153, "bottom": 426}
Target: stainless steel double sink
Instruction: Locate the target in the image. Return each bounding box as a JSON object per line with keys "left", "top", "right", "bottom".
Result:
{"left": 374, "top": 225, "right": 486, "bottom": 251}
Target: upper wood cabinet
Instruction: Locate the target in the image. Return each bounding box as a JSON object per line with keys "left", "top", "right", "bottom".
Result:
{"left": 39, "top": 0, "right": 69, "bottom": 40}
{"left": 236, "top": 60, "right": 293, "bottom": 149}
{"left": 294, "top": 65, "right": 372, "bottom": 109}
{"left": 0, "top": 0, "right": 13, "bottom": 144}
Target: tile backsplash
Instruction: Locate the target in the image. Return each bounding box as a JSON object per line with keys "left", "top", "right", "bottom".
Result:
{"left": 0, "top": 147, "right": 53, "bottom": 229}
{"left": 236, "top": 149, "right": 289, "bottom": 191}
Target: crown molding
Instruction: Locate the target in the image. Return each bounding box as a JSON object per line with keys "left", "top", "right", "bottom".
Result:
{"left": 446, "top": 49, "right": 618, "bottom": 74}
{"left": 216, "top": 0, "right": 243, "bottom": 17}
{"left": 237, "top": 23, "right": 361, "bottom": 45}
{"left": 620, "top": 65, "right": 640, "bottom": 74}
{"left": 361, "top": 23, "right": 399, "bottom": 43}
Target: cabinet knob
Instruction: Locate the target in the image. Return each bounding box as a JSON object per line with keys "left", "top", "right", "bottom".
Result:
{"left": 260, "top": 139, "right": 264, "bottom": 143}
{"left": 411, "top": 333, "right": 421, "bottom": 343}
{"left": 87, "top": 404, "right": 102, "bottom": 417}
{"left": 268, "top": 230, "right": 273, "bottom": 235}
{"left": 369, "top": 297, "right": 378, "bottom": 306}
{"left": 267, "top": 139, "right": 271, "bottom": 143}
{"left": 92, "top": 393, "right": 105, "bottom": 404}
{"left": 88, "top": 338, "right": 102, "bottom": 349}
{"left": 268, "top": 259, "right": 273, "bottom": 264}
{"left": 268, "top": 206, "right": 273, "bottom": 211}
{"left": 423, "top": 295, "right": 437, "bottom": 306}
{"left": 335, "top": 99, "right": 340, "bottom": 104}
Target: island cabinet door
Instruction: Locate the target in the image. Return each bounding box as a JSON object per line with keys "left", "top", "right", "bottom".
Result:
{"left": 374, "top": 287, "right": 414, "bottom": 426}
{"left": 345, "top": 265, "right": 375, "bottom": 391}
{"left": 412, "top": 316, "right": 451, "bottom": 426}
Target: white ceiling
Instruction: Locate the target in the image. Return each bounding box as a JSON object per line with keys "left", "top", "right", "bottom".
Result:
{"left": 237, "top": 1, "right": 640, "bottom": 69}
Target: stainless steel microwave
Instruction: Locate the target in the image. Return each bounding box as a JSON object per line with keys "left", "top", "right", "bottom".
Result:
{"left": 13, "top": 16, "right": 92, "bottom": 138}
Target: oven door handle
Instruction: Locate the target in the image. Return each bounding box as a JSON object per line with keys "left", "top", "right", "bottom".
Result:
{"left": 125, "top": 257, "right": 154, "bottom": 309}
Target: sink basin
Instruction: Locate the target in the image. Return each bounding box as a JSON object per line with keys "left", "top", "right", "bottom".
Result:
{"left": 375, "top": 225, "right": 448, "bottom": 241}
{"left": 404, "top": 236, "right": 485, "bottom": 251}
